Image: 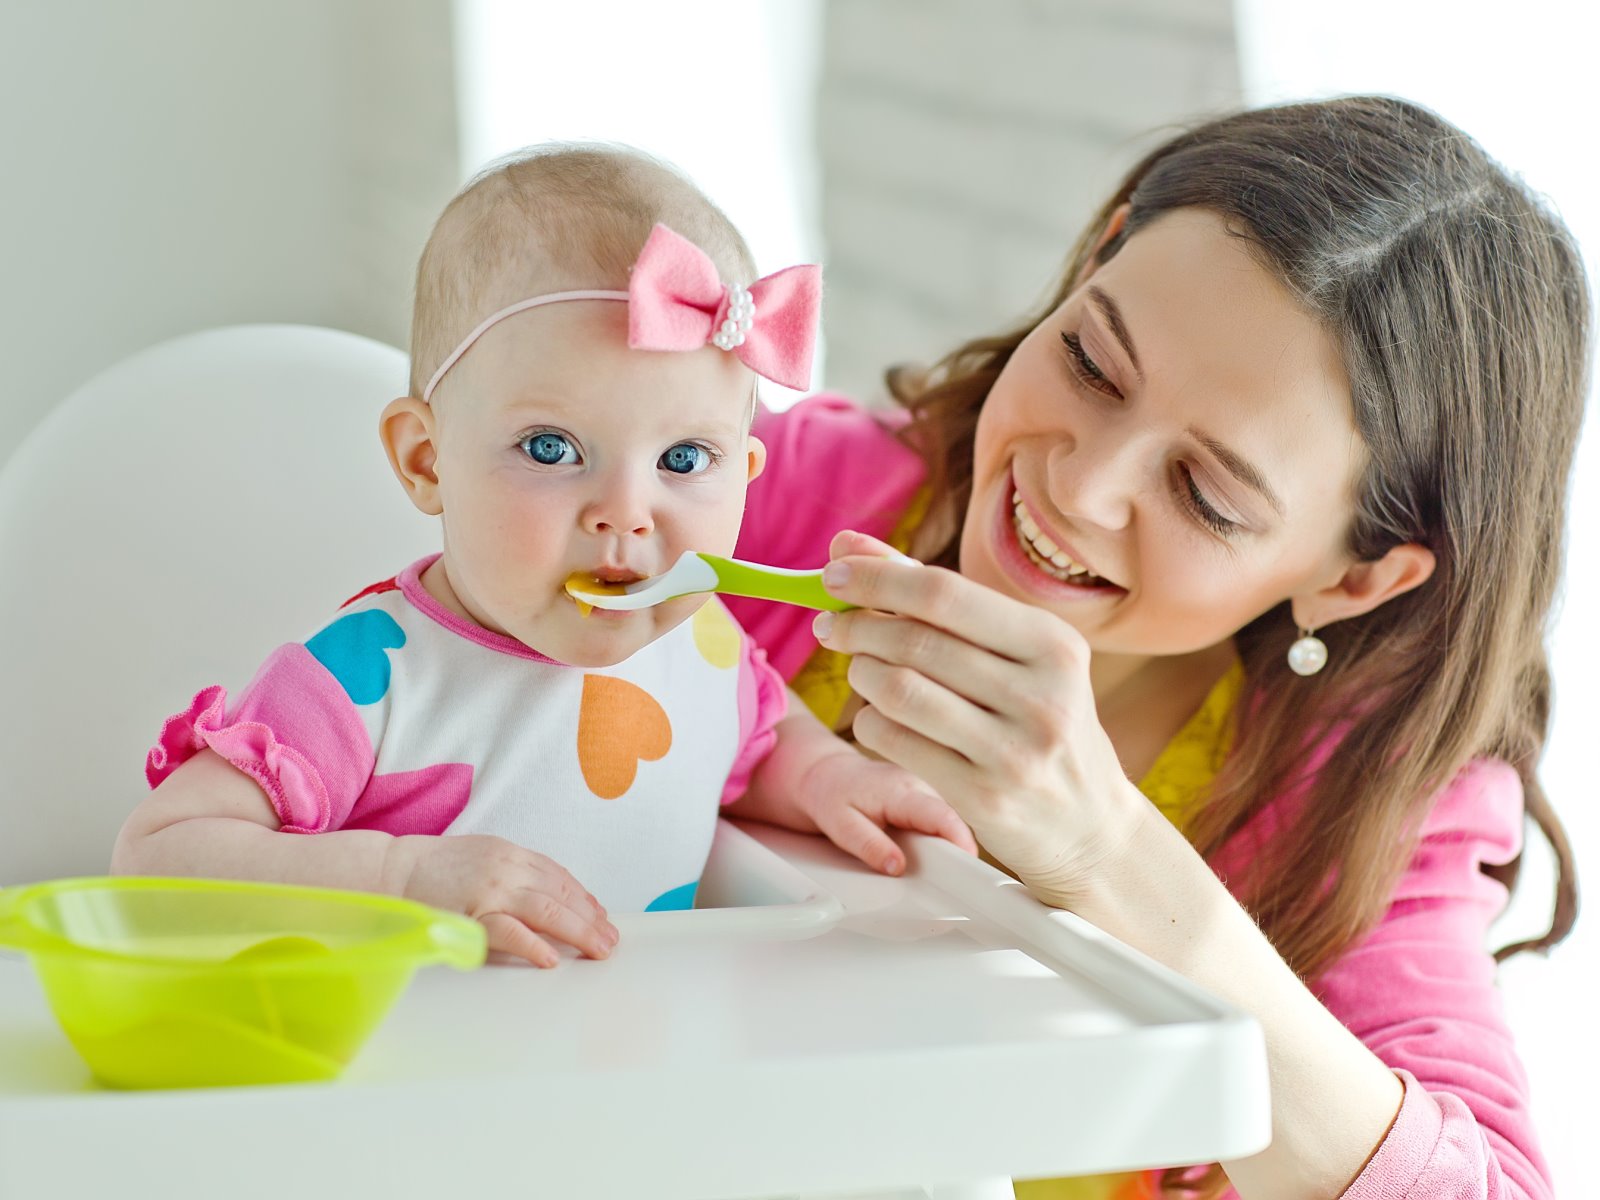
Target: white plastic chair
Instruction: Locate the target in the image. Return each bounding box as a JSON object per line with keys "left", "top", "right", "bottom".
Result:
{"left": 0, "top": 325, "right": 436, "bottom": 885}
{"left": 0, "top": 325, "right": 1017, "bottom": 1200}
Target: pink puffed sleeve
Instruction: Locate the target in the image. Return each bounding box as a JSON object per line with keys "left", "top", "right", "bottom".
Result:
{"left": 720, "top": 632, "right": 788, "bottom": 805}
{"left": 730, "top": 394, "right": 927, "bottom": 681}
{"left": 145, "top": 644, "right": 376, "bottom": 834}
{"left": 1316, "top": 759, "right": 1554, "bottom": 1199}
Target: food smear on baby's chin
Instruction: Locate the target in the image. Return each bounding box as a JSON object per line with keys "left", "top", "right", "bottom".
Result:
{"left": 563, "top": 571, "right": 627, "bottom": 618}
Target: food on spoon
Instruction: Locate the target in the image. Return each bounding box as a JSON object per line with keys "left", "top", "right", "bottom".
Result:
{"left": 564, "top": 571, "right": 629, "bottom": 617}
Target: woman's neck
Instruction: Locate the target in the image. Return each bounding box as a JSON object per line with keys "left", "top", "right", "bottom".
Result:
{"left": 1089, "top": 640, "right": 1238, "bottom": 782}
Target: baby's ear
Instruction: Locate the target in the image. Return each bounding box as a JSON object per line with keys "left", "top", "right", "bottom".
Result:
{"left": 745, "top": 433, "right": 768, "bottom": 484}
{"left": 379, "top": 397, "right": 443, "bottom": 516}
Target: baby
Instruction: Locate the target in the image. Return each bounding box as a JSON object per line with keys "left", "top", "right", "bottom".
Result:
{"left": 112, "top": 144, "right": 974, "bottom": 966}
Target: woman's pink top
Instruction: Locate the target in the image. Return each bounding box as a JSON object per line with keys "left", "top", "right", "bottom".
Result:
{"left": 729, "top": 395, "right": 1555, "bottom": 1200}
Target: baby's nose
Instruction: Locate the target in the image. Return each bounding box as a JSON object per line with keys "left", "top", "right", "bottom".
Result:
{"left": 580, "top": 474, "right": 656, "bottom": 537}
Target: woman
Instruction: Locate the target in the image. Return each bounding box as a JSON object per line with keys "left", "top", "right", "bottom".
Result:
{"left": 728, "top": 96, "right": 1586, "bottom": 1198}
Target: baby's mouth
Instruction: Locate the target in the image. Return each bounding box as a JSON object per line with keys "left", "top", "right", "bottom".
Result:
{"left": 592, "top": 567, "right": 647, "bottom": 586}
{"left": 563, "top": 566, "right": 655, "bottom": 618}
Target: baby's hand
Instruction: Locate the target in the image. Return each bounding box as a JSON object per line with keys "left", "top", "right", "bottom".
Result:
{"left": 798, "top": 750, "right": 978, "bottom": 876}
{"left": 387, "top": 834, "right": 619, "bottom": 967}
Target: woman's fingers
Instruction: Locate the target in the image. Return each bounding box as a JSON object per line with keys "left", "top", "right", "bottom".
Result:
{"left": 843, "top": 651, "right": 1001, "bottom": 767}
{"left": 823, "top": 539, "right": 1077, "bottom": 668}
{"left": 850, "top": 704, "right": 983, "bottom": 817}
{"left": 820, "top": 607, "right": 1038, "bottom": 733}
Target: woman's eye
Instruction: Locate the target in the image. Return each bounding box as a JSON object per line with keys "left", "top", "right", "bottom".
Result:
{"left": 1178, "top": 464, "right": 1239, "bottom": 536}
{"left": 1060, "top": 331, "right": 1122, "bottom": 399}
{"left": 520, "top": 432, "right": 579, "bottom": 466}
{"left": 659, "top": 443, "right": 714, "bottom": 475}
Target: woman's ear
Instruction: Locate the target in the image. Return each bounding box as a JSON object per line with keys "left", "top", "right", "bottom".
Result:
{"left": 1292, "top": 542, "right": 1437, "bottom": 631}
{"left": 1074, "top": 203, "right": 1132, "bottom": 286}
{"left": 745, "top": 433, "right": 768, "bottom": 484}
{"left": 379, "top": 396, "right": 444, "bottom": 516}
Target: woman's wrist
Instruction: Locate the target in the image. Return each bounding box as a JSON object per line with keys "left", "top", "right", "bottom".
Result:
{"left": 1011, "top": 778, "right": 1165, "bottom": 917}
{"left": 1032, "top": 798, "right": 1401, "bottom": 1200}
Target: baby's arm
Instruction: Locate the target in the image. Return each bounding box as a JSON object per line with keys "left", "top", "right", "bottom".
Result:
{"left": 726, "top": 692, "right": 977, "bottom": 875}
{"left": 112, "top": 750, "right": 617, "bottom": 968}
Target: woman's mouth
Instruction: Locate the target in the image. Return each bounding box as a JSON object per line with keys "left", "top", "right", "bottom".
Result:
{"left": 1007, "top": 489, "right": 1122, "bottom": 591}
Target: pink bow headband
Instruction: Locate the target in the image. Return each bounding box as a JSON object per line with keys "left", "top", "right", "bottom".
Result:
{"left": 421, "top": 223, "right": 821, "bottom": 402}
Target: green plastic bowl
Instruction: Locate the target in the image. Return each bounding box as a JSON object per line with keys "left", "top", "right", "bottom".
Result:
{"left": 0, "top": 876, "right": 485, "bottom": 1089}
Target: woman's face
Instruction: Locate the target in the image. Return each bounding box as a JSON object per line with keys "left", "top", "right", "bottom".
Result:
{"left": 961, "top": 207, "right": 1364, "bottom": 658}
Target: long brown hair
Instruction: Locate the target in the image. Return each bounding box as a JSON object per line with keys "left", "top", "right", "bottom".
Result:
{"left": 892, "top": 97, "right": 1587, "bottom": 1189}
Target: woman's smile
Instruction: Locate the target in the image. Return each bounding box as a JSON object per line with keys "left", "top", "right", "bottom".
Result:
{"left": 989, "top": 471, "right": 1127, "bottom": 604}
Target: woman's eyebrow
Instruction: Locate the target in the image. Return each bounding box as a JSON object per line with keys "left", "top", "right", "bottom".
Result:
{"left": 1088, "top": 286, "right": 1142, "bottom": 381}
{"left": 1188, "top": 427, "right": 1286, "bottom": 518}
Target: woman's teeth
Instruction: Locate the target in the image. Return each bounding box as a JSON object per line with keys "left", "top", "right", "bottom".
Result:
{"left": 1011, "top": 492, "right": 1110, "bottom": 585}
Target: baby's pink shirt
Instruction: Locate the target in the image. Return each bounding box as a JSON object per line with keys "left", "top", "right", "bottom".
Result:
{"left": 730, "top": 394, "right": 1556, "bottom": 1200}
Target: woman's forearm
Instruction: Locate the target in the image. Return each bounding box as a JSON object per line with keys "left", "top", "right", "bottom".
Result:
{"left": 1032, "top": 797, "right": 1403, "bottom": 1200}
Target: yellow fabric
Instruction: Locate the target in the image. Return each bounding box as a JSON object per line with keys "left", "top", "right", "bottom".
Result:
{"left": 786, "top": 532, "right": 1246, "bottom": 1200}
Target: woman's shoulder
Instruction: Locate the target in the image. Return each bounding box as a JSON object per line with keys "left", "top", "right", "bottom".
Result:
{"left": 752, "top": 393, "right": 919, "bottom": 495}
{"left": 732, "top": 394, "right": 929, "bottom": 682}
{"left": 1399, "top": 757, "right": 1525, "bottom": 901}
{"left": 740, "top": 393, "right": 927, "bottom": 569}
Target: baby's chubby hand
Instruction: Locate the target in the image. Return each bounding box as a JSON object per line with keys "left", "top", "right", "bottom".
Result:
{"left": 795, "top": 748, "right": 978, "bottom": 876}
{"left": 386, "top": 833, "right": 619, "bottom": 967}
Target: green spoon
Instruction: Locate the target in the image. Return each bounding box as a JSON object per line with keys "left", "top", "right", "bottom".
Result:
{"left": 566, "top": 551, "right": 876, "bottom": 613}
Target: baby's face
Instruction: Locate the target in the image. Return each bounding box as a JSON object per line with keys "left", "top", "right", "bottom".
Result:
{"left": 428, "top": 301, "right": 762, "bottom": 666}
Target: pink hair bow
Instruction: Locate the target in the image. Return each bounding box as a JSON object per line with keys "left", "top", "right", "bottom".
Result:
{"left": 627, "top": 224, "right": 821, "bottom": 391}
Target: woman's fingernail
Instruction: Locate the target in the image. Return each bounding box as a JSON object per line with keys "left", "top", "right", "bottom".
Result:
{"left": 823, "top": 561, "right": 851, "bottom": 588}
{"left": 812, "top": 611, "right": 834, "bottom": 640}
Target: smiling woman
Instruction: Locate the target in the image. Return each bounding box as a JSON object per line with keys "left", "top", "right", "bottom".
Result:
{"left": 730, "top": 96, "right": 1588, "bottom": 1200}
{"left": 958, "top": 208, "right": 1416, "bottom": 678}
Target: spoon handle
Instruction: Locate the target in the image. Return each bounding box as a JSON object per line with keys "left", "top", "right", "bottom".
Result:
{"left": 701, "top": 554, "right": 856, "bottom": 612}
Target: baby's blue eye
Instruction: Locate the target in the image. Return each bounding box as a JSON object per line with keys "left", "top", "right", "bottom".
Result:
{"left": 521, "top": 432, "right": 578, "bottom": 466}
{"left": 660, "top": 443, "right": 711, "bottom": 475}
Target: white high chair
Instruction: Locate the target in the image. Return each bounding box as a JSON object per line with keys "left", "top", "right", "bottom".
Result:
{"left": 0, "top": 325, "right": 436, "bottom": 885}
{"left": 0, "top": 327, "right": 1269, "bottom": 1200}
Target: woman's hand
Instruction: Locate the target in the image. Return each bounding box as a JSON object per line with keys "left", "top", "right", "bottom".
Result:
{"left": 812, "top": 529, "right": 1147, "bottom": 901}
{"left": 386, "top": 833, "right": 619, "bottom": 967}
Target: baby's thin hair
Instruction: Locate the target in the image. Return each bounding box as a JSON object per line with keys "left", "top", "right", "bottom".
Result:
{"left": 409, "top": 142, "right": 757, "bottom": 400}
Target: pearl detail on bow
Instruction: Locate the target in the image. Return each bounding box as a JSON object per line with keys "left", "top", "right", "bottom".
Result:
{"left": 711, "top": 284, "right": 756, "bottom": 350}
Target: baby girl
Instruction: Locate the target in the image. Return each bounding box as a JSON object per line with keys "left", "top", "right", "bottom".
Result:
{"left": 112, "top": 143, "right": 974, "bottom": 965}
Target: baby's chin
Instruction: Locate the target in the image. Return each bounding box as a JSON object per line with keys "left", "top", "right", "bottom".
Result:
{"left": 538, "top": 602, "right": 701, "bottom": 667}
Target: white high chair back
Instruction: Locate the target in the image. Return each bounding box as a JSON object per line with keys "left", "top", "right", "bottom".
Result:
{"left": 0, "top": 326, "right": 436, "bottom": 885}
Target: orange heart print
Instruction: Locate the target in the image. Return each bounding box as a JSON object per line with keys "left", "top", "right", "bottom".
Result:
{"left": 577, "top": 675, "right": 673, "bottom": 799}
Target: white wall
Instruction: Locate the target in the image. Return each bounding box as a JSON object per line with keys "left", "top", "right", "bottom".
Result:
{"left": 453, "top": 0, "right": 824, "bottom": 409}
{"left": 1235, "top": 0, "right": 1600, "bottom": 1189}
{"left": 0, "top": 0, "right": 459, "bottom": 468}
{"left": 815, "top": 0, "right": 1242, "bottom": 402}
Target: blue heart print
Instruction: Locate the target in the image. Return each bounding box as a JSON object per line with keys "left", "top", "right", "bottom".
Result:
{"left": 305, "top": 610, "right": 407, "bottom": 705}
{"left": 644, "top": 882, "right": 698, "bottom": 912}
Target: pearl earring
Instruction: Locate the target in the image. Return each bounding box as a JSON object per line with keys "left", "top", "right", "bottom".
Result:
{"left": 1287, "top": 626, "right": 1328, "bottom": 676}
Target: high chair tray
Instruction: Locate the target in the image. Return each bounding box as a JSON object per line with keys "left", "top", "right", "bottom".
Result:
{"left": 0, "top": 820, "right": 1269, "bottom": 1200}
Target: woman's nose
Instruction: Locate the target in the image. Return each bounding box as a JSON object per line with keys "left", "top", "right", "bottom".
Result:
{"left": 581, "top": 467, "right": 656, "bottom": 538}
{"left": 1045, "top": 432, "right": 1138, "bottom": 531}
